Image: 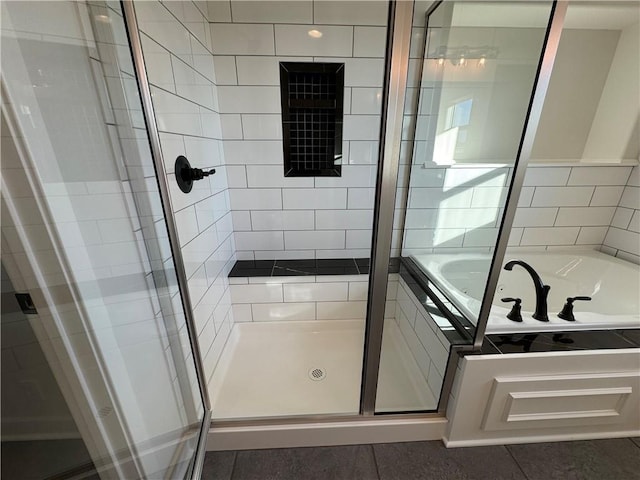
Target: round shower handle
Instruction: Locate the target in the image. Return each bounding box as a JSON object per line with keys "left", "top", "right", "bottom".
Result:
{"left": 175, "top": 155, "right": 216, "bottom": 193}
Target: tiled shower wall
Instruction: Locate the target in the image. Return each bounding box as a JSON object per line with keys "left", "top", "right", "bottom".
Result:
{"left": 400, "top": 164, "right": 635, "bottom": 256}
{"left": 395, "top": 276, "right": 449, "bottom": 401}
{"left": 136, "top": 1, "right": 236, "bottom": 383}
{"left": 207, "top": 0, "right": 389, "bottom": 260}
{"left": 511, "top": 165, "right": 634, "bottom": 250}
{"left": 602, "top": 165, "right": 640, "bottom": 263}
{"left": 229, "top": 274, "right": 397, "bottom": 323}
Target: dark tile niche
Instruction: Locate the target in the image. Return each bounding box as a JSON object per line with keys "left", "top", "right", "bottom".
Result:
{"left": 279, "top": 62, "right": 344, "bottom": 177}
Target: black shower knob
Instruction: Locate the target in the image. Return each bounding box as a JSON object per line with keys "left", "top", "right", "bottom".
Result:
{"left": 175, "top": 155, "right": 215, "bottom": 193}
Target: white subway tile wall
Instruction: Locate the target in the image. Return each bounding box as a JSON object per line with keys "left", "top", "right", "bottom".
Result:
{"left": 602, "top": 166, "right": 640, "bottom": 263}
{"left": 395, "top": 277, "right": 449, "bottom": 400}
{"left": 401, "top": 164, "right": 634, "bottom": 256}
{"left": 209, "top": 0, "right": 388, "bottom": 259}
{"left": 227, "top": 274, "right": 398, "bottom": 322}
{"left": 137, "top": 0, "right": 236, "bottom": 384}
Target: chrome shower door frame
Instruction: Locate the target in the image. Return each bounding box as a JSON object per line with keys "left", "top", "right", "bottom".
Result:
{"left": 120, "top": 1, "right": 211, "bottom": 478}
{"left": 472, "top": 1, "right": 569, "bottom": 349}
{"left": 119, "top": 0, "right": 571, "bottom": 452}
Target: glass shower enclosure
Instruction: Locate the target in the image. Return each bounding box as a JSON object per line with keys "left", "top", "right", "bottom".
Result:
{"left": 1, "top": 0, "right": 567, "bottom": 476}
{"left": 1, "top": 1, "right": 209, "bottom": 478}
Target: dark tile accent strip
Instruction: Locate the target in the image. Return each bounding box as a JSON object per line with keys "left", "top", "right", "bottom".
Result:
{"left": 228, "top": 258, "right": 399, "bottom": 277}
{"left": 485, "top": 329, "right": 640, "bottom": 354}
{"left": 398, "top": 260, "right": 475, "bottom": 345}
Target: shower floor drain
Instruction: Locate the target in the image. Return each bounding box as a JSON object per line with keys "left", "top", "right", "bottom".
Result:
{"left": 308, "top": 367, "right": 326, "bottom": 381}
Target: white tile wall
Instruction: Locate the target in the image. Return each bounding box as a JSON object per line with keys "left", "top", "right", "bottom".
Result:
{"left": 402, "top": 164, "right": 634, "bottom": 256}
{"left": 137, "top": 0, "right": 236, "bottom": 383}
{"left": 210, "top": 1, "right": 387, "bottom": 259}
{"left": 210, "top": 24, "right": 274, "bottom": 55}
{"left": 241, "top": 115, "right": 283, "bottom": 140}
{"left": 353, "top": 27, "right": 387, "bottom": 58}
{"left": 602, "top": 166, "right": 640, "bottom": 264}
{"left": 246, "top": 165, "right": 313, "bottom": 188}
{"left": 250, "top": 210, "right": 315, "bottom": 231}
{"left": 235, "top": 56, "right": 311, "bottom": 85}
{"left": 217, "top": 87, "right": 281, "bottom": 113}
{"left": 284, "top": 230, "right": 345, "bottom": 250}
{"left": 282, "top": 189, "right": 347, "bottom": 210}
{"left": 230, "top": 1, "right": 313, "bottom": 24}
{"left": 275, "top": 25, "right": 353, "bottom": 57}
{"left": 395, "top": 277, "right": 450, "bottom": 400}
{"left": 226, "top": 274, "right": 397, "bottom": 322}
{"left": 312, "top": 1, "right": 388, "bottom": 26}
{"left": 284, "top": 282, "right": 347, "bottom": 302}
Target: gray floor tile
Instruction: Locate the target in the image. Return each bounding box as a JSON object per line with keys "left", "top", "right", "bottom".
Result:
{"left": 201, "top": 451, "right": 236, "bottom": 480}
{"left": 631, "top": 437, "right": 640, "bottom": 449}
{"left": 507, "top": 438, "right": 640, "bottom": 480}
{"left": 1, "top": 439, "right": 94, "bottom": 480}
{"left": 374, "top": 441, "right": 526, "bottom": 480}
{"left": 231, "top": 445, "right": 378, "bottom": 480}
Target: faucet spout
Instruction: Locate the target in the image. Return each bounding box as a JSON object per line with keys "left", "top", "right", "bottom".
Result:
{"left": 504, "top": 260, "right": 550, "bottom": 322}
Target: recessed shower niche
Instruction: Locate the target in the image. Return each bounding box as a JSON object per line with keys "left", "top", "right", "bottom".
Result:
{"left": 280, "top": 62, "right": 344, "bottom": 177}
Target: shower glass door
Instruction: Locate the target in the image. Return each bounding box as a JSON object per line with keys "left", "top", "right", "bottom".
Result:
{"left": 1, "top": 1, "right": 207, "bottom": 478}
{"left": 375, "top": 0, "right": 556, "bottom": 413}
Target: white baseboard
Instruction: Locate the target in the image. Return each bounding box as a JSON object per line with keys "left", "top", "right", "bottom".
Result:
{"left": 207, "top": 416, "right": 447, "bottom": 451}
{"left": 443, "top": 429, "right": 640, "bottom": 448}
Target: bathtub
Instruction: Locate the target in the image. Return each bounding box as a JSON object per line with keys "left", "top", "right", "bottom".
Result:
{"left": 411, "top": 249, "right": 640, "bottom": 333}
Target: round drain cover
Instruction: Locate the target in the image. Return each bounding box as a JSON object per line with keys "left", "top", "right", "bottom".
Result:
{"left": 308, "top": 368, "right": 326, "bottom": 381}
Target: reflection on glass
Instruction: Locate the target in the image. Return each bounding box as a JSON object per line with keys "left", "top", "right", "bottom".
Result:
{"left": 402, "top": 1, "right": 555, "bottom": 323}
{"left": 1, "top": 1, "right": 204, "bottom": 478}
{"left": 376, "top": 0, "right": 554, "bottom": 414}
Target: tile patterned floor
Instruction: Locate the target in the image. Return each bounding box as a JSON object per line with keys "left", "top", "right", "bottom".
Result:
{"left": 202, "top": 438, "right": 640, "bottom": 480}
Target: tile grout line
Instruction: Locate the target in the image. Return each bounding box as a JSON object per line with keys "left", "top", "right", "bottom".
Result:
{"left": 370, "top": 444, "right": 382, "bottom": 480}
{"left": 504, "top": 444, "right": 533, "bottom": 480}
{"left": 627, "top": 437, "right": 640, "bottom": 451}
{"left": 228, "top": 450, "right": 238, "bottom": 480}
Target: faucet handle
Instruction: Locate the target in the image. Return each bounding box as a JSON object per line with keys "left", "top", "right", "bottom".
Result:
{"left": 569, "top": 296, "right": 591, "bottom": 302}
{"left": 501, "top": 297, "right": 521, "bottom": 303}
{"left": 558, "top": 296, "right": 591, "bottom": 321}
{"left": 501, "top": 297, "right": 523, "bottom": 322}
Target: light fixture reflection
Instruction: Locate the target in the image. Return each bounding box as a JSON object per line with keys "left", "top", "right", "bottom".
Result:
{"left": 308, "top": 29, "right": 323, "bottom": 38}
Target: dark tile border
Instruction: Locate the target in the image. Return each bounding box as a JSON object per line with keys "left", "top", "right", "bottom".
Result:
{"left": 228, "top": 258, "right": 400, "bottom": 277}
{"left": 481, "top": 329, "right": 640, "bottom": 354}
{"left": 228, "top": 259, "right": 639, "bottom": 357}
{"left": 398, "top": 259, "right": 475, "bottom": 345}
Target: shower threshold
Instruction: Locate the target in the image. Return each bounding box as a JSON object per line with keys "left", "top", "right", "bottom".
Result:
{"left": 209, "top": 319, "right": 436, "bottom": 420}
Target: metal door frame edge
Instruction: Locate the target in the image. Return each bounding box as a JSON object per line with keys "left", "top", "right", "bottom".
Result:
{"left": 473, "top": 0, "right": 569, "bottom": 348}
{"left": 120, "top": 1, "right": 212, "bottom": 477}
{"left": 361, "top": 0, "right": 414, "bottom": 416}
